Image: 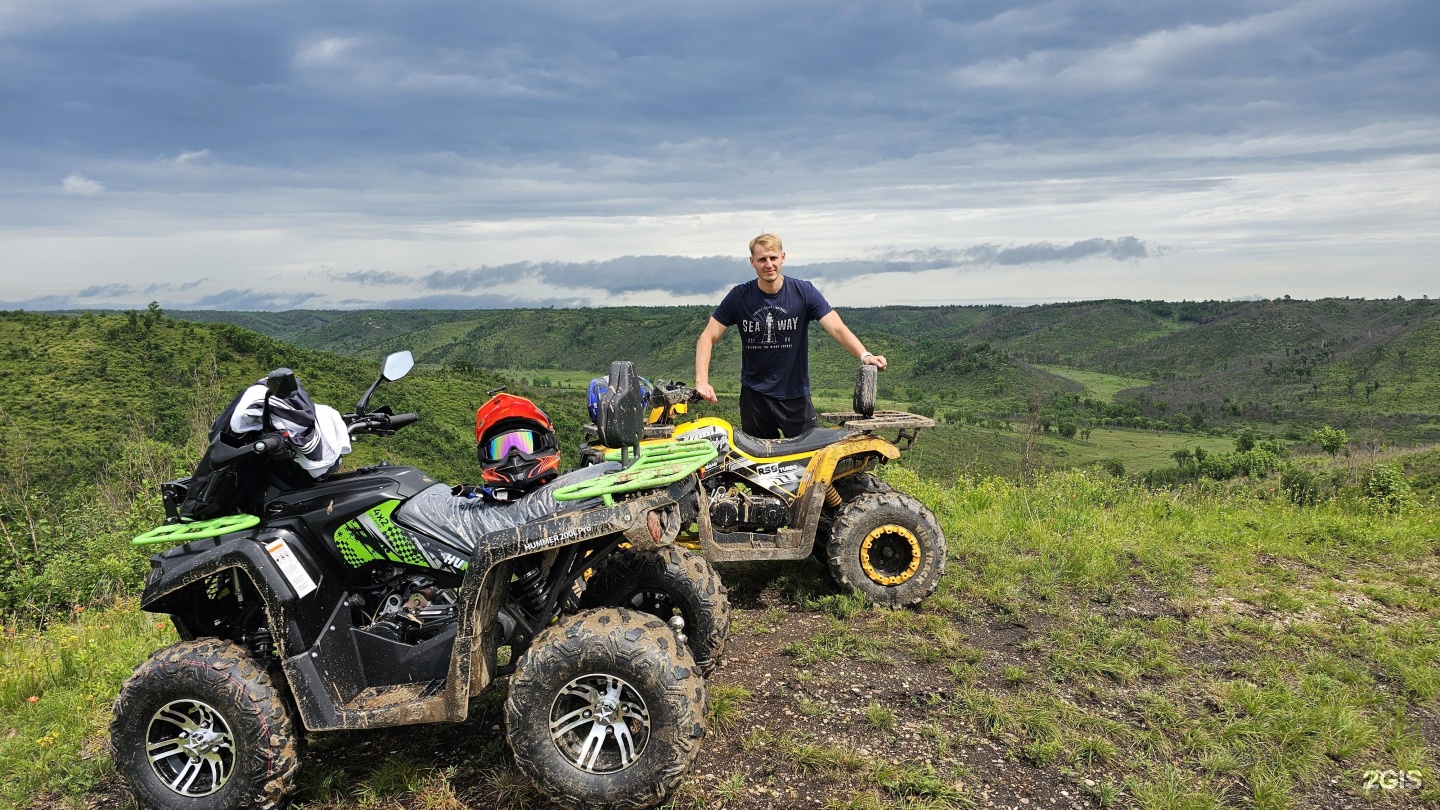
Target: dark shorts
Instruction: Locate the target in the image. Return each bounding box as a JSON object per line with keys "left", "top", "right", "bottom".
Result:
{"left": 739, "top": 386, "right": 818, "bottom": 439}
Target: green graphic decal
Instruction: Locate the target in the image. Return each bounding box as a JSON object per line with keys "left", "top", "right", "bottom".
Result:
{"left": 332, "top": 500, "right": 431, "bottom": 568}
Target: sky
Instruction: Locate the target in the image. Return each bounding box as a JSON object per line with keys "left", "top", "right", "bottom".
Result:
{"left": 1, "top": 0, "right": 1436, "bottom": 311}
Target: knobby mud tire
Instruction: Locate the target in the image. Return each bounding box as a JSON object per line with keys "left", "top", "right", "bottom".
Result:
{"left": 505, "top": 608, "right": 707, "bottom": 810}
{"left": 580, "top": 547, "right": 731, "bottom": 675}
{"left": 853, "top": 364, "right": 877, "bottom": 417}
{"left": 826, "top": 491, "right": 946, "bottom": 609}
{"left": 109, "top": 638, "right": 301, "bottom": 810}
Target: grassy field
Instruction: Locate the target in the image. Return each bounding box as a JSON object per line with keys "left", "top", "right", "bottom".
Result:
{"left": 6, "top": 465, "right": 1435, "bottom": 809}
{"left": 1035, "top": 365, "right": 1154, "bottom": 402}
{"left": 891, "top": 424, "right": 1243, "bottom": 482}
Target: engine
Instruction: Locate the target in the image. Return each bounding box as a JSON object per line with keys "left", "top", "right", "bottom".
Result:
{"left": 709, "top": 489, "right": 788, "bottom": 531}
{"left": 352, "top": 568, "right": 458, "bottom": 645}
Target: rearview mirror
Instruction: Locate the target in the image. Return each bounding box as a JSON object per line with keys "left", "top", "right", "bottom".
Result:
{"left": 382, "top": 351, "right": 414, "bottom": 382}
{"left": 358, "top": 350, "right": 414, "bottom": 415}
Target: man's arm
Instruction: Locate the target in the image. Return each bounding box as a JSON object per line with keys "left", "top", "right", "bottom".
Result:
{"left": 694, "top": 317, "right": 728, "bottom": 402}
{"left": 818, "top": 311, "right": 887, "bottom": 369}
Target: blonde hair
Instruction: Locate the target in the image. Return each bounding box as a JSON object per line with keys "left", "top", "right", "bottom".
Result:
{"left": 749, "top": 233, "right": 783, "bottom": 256}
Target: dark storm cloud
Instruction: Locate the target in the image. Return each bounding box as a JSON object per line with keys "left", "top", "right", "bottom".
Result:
{"left": 350, "top": 239, "right": 1154, "bottom": 296}
{"left": 803, "top": 239, "right": 1153, "bottom": 281}
{"left": 188, "top": 289, "right": 323, "bottom": 310}
{"left": 326, "top": 269, "right": 414, "bottom": 286}
{"left": 419, "top": 256, "right": 749, "bottom": 296}
{"left": 144, "top": 278, "right": 209, "bottom": 293}
{"left": 992, "top": 237, "right": 1149, "bottom": 266}
{"left": 3, "top": 1, "right": 1432, "bottom": 190}
{"left": 76, "top": 283, "right": 135, "bottom": 298}
{"left": 385, "top": 292, "right": 587, "bottom": 309}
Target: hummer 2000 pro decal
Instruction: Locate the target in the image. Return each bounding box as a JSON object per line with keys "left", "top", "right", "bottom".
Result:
{"left": 332, "top": 500, "right": 469, "bottom": 573}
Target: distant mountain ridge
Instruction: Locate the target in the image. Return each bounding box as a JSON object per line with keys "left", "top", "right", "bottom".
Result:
{"left": 171, "top": 296, "right": 1440, "bottom": 437}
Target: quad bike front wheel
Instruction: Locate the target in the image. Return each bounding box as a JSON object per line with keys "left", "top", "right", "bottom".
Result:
{"left": 506, "top": 608, "right": 706, "bottom": 810}
{"left": 826, "top": 491, "right": 946, "bottom": 608}
{"left": 580, "top": 546, "right": 731, "bottom": 675}
{"left": 110, "top": 639, "right": 302, "bottom": 810}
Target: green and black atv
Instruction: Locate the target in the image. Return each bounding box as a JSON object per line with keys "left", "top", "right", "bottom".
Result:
{"left": 111, "top": 355, "right": 729, "bottom": 810}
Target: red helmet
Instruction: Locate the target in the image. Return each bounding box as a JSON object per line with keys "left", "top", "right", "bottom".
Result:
{"left": 475, "top": 393, "right": 561, "bottom": 496}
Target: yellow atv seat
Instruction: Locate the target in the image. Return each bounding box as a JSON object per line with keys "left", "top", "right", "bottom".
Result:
{"left": 732, "top": 427, "right": 855, "bottom": 459}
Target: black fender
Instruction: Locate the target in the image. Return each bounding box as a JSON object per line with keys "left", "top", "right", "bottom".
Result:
{"left": 140, "top": 523, "right": 343, "bottom": 660}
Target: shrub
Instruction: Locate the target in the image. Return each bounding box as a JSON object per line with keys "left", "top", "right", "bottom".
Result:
{"left": 1309, "top": 425, "right": 1347, "bottom": 457}
{"left": 1234, "top": 447, "right": 1281, "bottom": 478}
{"left": 1362, "top": 463, "right": 1415, "bottom": 512}
{"left": 1280, "top": 464, "right": 1320, "bottom": 506}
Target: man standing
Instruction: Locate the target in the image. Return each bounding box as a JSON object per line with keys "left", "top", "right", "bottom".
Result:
{"left": 695, "top": 234, "right": 887, "bottom": 439}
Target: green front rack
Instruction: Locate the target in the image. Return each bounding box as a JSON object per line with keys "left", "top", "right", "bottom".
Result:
{"left": 553, "top": 439, "right": 718, "bottom": 506}
{"left": 132, "top": 514, "right": 262, "bottom": 546}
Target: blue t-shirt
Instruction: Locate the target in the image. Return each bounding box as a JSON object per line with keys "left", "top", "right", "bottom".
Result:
{"left": 713, "top": 277, "right": 834, "bottom": 399}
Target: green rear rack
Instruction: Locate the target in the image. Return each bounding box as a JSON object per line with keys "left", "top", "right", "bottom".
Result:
{"left": 554, "top": 439, "right": 717, "bottom": 506}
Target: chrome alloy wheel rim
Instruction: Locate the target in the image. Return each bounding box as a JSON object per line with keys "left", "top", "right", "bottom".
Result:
{"left": 549, "top": 673, "right": 651, "bottom": 773}
{"left": 145, "top": 698, "right": 236, "bottom": 797}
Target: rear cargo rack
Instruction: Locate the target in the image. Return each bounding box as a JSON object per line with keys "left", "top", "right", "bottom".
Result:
{"left": 819, "top": 411, "right": 935, "bottom": 451}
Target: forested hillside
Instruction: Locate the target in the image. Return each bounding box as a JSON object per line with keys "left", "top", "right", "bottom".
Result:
{"left": 177, "top": 297, "right": 1440, "bottom": 437}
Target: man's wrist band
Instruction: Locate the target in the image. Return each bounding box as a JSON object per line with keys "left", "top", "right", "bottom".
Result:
{"left": 861, "top": 352, "right": 874, "bottom": 360}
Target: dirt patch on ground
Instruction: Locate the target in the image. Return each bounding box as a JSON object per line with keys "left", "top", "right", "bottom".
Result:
{"left": 86, "top": 577, "right": 1434, "bottom": 810}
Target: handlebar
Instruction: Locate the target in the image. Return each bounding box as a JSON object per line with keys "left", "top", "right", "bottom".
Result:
{"left": 346, "top": 411, "right": 419, "bottom": 436}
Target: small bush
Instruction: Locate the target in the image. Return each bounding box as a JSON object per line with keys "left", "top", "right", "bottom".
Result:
{"left": 1363, "top": 463, "right": 1415, "bottom": 513}
{"left": 1280, "top": 464, "right": 1320, "bottom": 506}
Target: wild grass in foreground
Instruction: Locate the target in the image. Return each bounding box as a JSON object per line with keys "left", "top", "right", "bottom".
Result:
{"left": 3, "top": 464, "right": 1437, "bottom": 809}
{"left": 0, "top": 606, "right": 175, "bottom": 809}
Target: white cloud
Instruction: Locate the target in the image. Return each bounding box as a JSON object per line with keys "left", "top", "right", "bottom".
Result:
{"left": 172, "top": 149, "right": 211, "bottom": 165}
{"left": 294, "top": 36, "right": 358, "bottom": 66}
{"left": 60, "top": 172, "right": 104, "bottom": 195}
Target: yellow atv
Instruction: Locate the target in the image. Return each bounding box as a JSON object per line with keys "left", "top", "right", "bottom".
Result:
{"left": 582, "top": 365, "right": 945, "bottom": 608}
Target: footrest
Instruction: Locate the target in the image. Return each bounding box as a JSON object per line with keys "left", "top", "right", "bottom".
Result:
{"left": 132, "top": 514, "right": 261, "bottom": 546}
{"left": 555, "top": 440, "right": 717, "bottom": 506}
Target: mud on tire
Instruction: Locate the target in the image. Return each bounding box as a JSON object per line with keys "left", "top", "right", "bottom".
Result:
{"left": 825, "top": 491, "right": 946, "bottom": 609}
{"left": 580, "top": 547, "right": 731, "bottom": 675}
{"left": 109, "top": 638, "right": 301, "bottom": 810}
{"left": 505, "top": 608, "right": 707, "bottom": 810}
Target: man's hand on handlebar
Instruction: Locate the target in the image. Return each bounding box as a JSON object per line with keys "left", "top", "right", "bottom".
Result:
{"left": 694, "top": 382, "right": 718, "bottom": 403}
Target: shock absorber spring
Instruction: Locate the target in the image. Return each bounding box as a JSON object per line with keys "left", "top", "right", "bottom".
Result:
{"left": 512, "top": 566, "right": 548, "bottom": 616}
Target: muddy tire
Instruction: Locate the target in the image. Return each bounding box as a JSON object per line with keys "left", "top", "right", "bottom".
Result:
{"left": 826, "top": 491, "right": 946, "bottom": 608}
{"left": 853, "top": 364, "right": 877, "bottom": 417}
{"left": 580, "top": 547, "right": 731, "bottom": 675}
{"left": 505, "top": 608, "right": 707, "bottom": 810}
{"left": 110, "top": 639, "right": 301, "bottom": 810}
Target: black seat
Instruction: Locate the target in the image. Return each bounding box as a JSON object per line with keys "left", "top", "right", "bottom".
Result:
{"left": 394, "top": 463, "right": 621, "bottom": 556}
{"left": 732, "top": 427, "right": 855, "bottom": 459}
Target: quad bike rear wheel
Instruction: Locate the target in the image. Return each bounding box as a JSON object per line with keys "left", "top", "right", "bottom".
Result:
{"left": 110, "top": 638, "right": 302, "bottom": 810}
{"left": 826, "top": 491, "right": 946, "bottom": 608}
{"left": 505, "top": 608, "right": 706, "bottom": 810}
{"left": 580, "top": 547, "right": 731, "bottom": 675}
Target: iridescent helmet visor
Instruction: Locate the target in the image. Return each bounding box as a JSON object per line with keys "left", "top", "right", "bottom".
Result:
{"left": 485, "top": 428, "right": 537, "bottom": 461}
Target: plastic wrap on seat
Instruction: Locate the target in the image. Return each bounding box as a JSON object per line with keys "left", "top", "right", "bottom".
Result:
{"left": 393, "top": 463, "right": 621, "bottom": 555}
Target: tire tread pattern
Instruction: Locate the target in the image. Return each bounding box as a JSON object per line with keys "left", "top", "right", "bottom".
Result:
{"left": 109, "top": 638, "right": 301, "bottom": 810}
{"left": 825, "top": 491, "right": 946, "bottom": 609}
{"left": 505, "top": 608, "right": 706, "bottom": 810}
{"left": 580, "top": 547, "right": 731, "bottom": 675}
